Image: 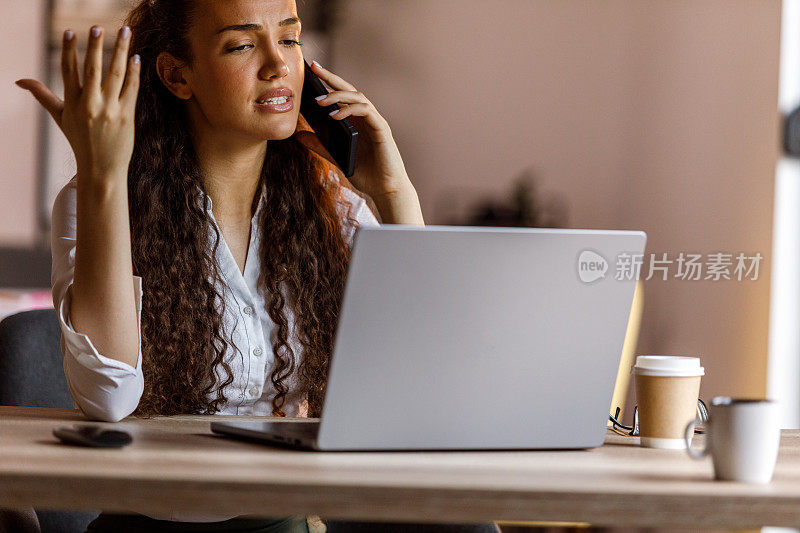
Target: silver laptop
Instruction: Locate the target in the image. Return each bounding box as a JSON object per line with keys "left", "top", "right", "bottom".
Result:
{"left": 211, "top": 225, "right": 646, "bottom": 451}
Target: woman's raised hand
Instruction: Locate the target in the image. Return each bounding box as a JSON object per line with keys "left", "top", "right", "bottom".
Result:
{"left": 15, "top": 26, "right": 140, "bottom": 180}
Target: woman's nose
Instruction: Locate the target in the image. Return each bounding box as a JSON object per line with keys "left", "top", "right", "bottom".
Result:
{"left": 261, "top": 62, "right": 289, "bottom": 79}
{"left": 259, "top": 48, "right": 290, "bottom": 79}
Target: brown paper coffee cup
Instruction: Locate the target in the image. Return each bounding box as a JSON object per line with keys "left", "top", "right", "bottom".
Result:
{"left": 633, "top": 356, "right": 704, "bottom": 449}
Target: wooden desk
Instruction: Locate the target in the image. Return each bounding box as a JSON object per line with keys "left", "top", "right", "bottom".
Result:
{"left": 1, "top": 406, "right": 799, "bottom": 528}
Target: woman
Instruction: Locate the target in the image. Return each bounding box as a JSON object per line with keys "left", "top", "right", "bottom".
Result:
{"left": 16, "top": 0, "right": 499, "bottom": 531}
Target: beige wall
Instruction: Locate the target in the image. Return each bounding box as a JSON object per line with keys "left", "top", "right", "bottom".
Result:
{"left": 1, "top": 0, "right": 46, "bottom": 247}
{"left": 333, "top": 0, "right": 781, "bottom": 404}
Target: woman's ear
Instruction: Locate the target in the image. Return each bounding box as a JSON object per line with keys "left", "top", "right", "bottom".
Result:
{"left": 156, "top": 52, "right": 192, "bottom": 100}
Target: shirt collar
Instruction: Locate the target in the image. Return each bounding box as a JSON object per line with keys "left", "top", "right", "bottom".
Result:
{"left": 193, "top": 183, "right": 267, "bottom": 222}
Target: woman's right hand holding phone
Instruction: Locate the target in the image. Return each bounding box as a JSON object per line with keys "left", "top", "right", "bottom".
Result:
{"left": 15, "top": 25, "right": 140, "bottom": 181}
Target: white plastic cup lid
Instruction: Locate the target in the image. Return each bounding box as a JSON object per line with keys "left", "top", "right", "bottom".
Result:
{"left": 633, "top": 355, "right": 705, "bottom": 377}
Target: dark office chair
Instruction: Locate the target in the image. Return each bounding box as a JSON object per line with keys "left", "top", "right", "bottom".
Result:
{"left": 0, "top": 309, "right": 100, "bottom": 533}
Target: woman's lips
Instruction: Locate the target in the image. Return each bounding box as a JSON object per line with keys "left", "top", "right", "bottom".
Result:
{"left": 255, "top": 96, "right": 293, "bottom": 113}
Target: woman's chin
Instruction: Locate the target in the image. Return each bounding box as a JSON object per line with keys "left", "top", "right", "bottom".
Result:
{"left": 256, "top": 122, "right": 298, "bottom": 141}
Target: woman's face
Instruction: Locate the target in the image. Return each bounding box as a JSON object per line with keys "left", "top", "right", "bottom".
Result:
{"left": 183, "top": 0, "right": 304, "bottom": 142}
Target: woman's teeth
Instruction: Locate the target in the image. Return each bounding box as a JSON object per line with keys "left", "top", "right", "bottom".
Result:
{"left": 258, "top": 96, "right": 289, "bottom": 104}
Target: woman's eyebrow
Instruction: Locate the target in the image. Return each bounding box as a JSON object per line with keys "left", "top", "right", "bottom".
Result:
{"left": 215, "top": 17, "right": 302, "bottom": 35}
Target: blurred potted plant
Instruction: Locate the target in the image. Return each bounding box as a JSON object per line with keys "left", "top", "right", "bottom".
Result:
{"left": 462, "top": 168, "right": 569, "bottom": 228}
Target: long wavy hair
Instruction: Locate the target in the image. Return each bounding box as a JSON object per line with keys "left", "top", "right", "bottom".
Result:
{"left": 125, "top": 0, "right": 359, "bottom": 418}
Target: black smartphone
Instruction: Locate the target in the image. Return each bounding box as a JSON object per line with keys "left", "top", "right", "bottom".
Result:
{"left": 300, "top": 59, "right": 359, "bottom": 177}
{"left": 53, "top": 425, "right": 132, "bottom": 448}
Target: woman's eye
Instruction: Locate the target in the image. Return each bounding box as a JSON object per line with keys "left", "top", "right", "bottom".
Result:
{"left": 226, "top": 41, "right": 303, "bottom": 53}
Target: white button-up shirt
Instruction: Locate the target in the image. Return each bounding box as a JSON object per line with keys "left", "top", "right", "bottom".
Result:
{"left": 50, "top": 175, "right": 380, "bottom": 423}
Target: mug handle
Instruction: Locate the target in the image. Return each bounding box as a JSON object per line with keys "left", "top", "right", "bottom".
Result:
{"left": 684, "top": 417, "right": 709, "bottom": 459}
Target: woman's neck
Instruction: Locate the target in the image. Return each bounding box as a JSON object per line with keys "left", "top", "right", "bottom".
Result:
{"left": 193, "top": 134, "right": 268, "bottom": 222}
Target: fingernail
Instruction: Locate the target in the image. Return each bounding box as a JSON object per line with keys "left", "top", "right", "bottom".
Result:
{"left": 312, "top": 60, "right": 322, "bottom": 69}
{"left": 91, "top": 26, "right": 101, "bottom": 38}
{"left": 120, "top": 26, "right": 130, "bottom": 39}
{"left": 64, "top": 29, "right": 74, "bottom": 41}
{"left": 329, "top": 109, "right": 340, "bottom": 116}
{"left": 315, "top": 94, "right": 327, "bottom": 101}
{"left": 133, "top": 54, "right": 140, "bottom": 64}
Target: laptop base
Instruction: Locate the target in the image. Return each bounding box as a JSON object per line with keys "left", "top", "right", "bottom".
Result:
{"left": 211, "top": 420, "right": 319, "bottom": 450}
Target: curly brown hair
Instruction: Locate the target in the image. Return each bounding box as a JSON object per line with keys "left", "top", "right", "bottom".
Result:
{"left": 125, "top": 0, "right": 358, "bottom": 418}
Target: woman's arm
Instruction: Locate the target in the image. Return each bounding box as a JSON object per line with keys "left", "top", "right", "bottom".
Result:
{"left": 21, "top": 25, "right": 144, "bottom": 421}
{"left": 52, "top": 175, "right": 144, "bottom": 423}
{"left": 306, "top": 61, "right": 425, "bottom": 227}
{"left": 18, "top": 26, "right": 141, "bottom": 371}
{"left": 71, "top": 174, "right": 139, "bottom": 369}
{"left": 371, "top": 180, "right": 425, "bottom": 226}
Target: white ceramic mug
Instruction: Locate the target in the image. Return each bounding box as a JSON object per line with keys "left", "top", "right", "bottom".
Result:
{"left": 684, "top": 397, "right": 780, "bottom": 483}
